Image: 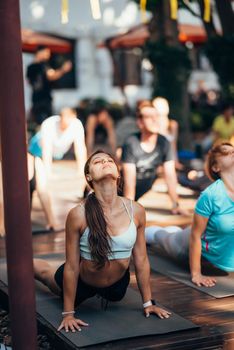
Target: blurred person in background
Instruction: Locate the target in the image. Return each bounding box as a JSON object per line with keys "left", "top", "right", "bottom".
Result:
{"left": 145, "top": 142, "right": 234, "bottom": 286}
{"left": 27, "top": 152, "right": 57, "bottom": 231}
{"left": 0, "top": 151, "right": 57, "bottom": 236}
{"left": 212, "top": 102, "right": 234, "bottom": 145}
{"left": 152, "top": 97, "right": 182, "bottom": 169}
{"left": 85, "top": 104, "right": 116, "bottom": 156}
{"left": 29, "top": 107, "right": 87, "bottom": 198}
{"left": 121, "top": 106, "right": 188, "bottom": 215}
{"left": 115, "top": 105, "right": 139, "bottom": 160}
{"left": 27, "top": 45, "right": 72, "bottom": 125}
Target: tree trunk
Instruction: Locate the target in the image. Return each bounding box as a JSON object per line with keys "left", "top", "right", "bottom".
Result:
{"left": 148, "top": 0, "right": 179, "bottom": 45}
{"left": 148, "top": 0, "right": 192, "bottom": 149}
{"left": 197, "top": 0, "right": 217, "bottom": 38}
{"left": 214, "top": 0, "right": 234, "bottom": 35}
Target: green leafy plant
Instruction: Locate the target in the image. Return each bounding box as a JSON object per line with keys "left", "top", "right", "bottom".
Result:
{"left": 205, "top": 35, "right": 234, "bottom": 101}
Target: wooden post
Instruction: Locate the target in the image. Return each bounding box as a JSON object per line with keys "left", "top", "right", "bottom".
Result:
{"left": 0, "top": 1, "right": 37, "bottom": 349}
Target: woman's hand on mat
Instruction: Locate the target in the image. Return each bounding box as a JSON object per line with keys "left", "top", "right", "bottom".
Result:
{"left": 58, "top": 315, "right": 89, "bottom": 333}
{"left": 191, "top": 274, "right": 216, "bottom": 287}
{"left": 144, "top": 306, "right": 171, "bottom": 319}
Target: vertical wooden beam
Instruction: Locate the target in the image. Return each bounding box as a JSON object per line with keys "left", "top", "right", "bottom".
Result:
{"left": 0, "top": 1, "right": 37, "bottom": 349}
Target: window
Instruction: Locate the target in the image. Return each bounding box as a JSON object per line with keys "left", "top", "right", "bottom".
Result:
{"left": 112, "top": 48, "right": 142, "bottom": 86}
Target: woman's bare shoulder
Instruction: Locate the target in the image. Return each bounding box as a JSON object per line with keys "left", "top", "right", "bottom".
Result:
{"left": 66, "top": 201, "right": 86, "bottom": 231}
{"left": 132, "top": 200, "right": 145, "bottom": 216}
{"left": 86, "top": 114, "right": 97, "bottom": 126}
{"left": 131, "top": 201, "right": 146, "bottom": 228}
{"left": 122, "top": 197, "right": 145, "bottom": 218}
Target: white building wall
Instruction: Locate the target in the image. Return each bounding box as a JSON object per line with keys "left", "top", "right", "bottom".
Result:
{"left": 23, "top": 37, "right": 153, "bottom": 115}
{"left": 21, "top": 0, "right": 220, "bottom": 115}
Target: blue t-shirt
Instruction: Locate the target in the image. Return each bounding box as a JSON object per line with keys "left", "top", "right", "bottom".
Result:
{"left": 195, "top": 179, "right": 234, "bottom": 272}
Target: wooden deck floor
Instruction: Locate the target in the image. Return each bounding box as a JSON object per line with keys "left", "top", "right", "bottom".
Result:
{"left": 0, "top": 160, "right": 233, "bottom": 349}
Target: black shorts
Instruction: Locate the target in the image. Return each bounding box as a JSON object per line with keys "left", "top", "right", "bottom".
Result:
{"left": 135, "top": 177, "right": 156, "bottom": 200}
{"left": 201, "top": 256, "right": 228, "bottom": 276}
{"left": 119, "top": 170, "right": 156, "bottom": 201}
{"left": 54, "top": 263, "right": 130, "bottom": 307}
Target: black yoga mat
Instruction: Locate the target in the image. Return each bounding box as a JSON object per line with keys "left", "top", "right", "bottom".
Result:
{"left": 32, "top": 223, "right": 64, "bottom": 234}
{"left": 148, "top": 253, "right": 234, "bottom": 298}
{"left": 37, "top": 288, "right": 198, "bottom": 347}
{"left": 0, "top": 257, "right": 198, "bottom": 348}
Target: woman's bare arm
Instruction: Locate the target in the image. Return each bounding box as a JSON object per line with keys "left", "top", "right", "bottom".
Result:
{"left": 122, "top": 163, "right": 137, "bottom": 200}
{"left": 34, "top": 157, "right": 56, "bottom": 228}
{"left": 58, "top": 205, "right": 89, "bottom": 332}
{"left": 104, "top": 116, "right": 117, "bottom": 154}
{"left": 73, "top": 126, "right": 87, "bottom": 196}
{"left": 86, "top": 115, "right": 97, "bottom": 155}
{"left": 132, "top": 202, "right": 171, "bottom": 319}
{"left": 62, "top": 208, "right": 80, "bottom": 313}
{"left": 189, "top": 213, "right": 216, "bottom": 287}
{"left": 132, "top": 203, "right": 151, "bottom": 302}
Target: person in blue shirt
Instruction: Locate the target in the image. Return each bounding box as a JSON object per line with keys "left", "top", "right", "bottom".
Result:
{"left": 145, "top": 142, "right": 234, "bottom": 287}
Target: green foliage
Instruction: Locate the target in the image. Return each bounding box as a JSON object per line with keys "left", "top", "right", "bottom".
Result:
{"left": 190, "top": 108, "right": 216, "bottom": 132}
{"left": 132, "top": 0, "right": 160, "bottom": 12}
{"left": 190, "top": 111, "right": 204, "bottom": 131}
{"left": 205, "top": 35, "right": 234, "bottom": 102}
{"left": 145, "top": 42, "right": 191, "bottom": 118}
{"left": 146, "top": 42, "right": 191, "bottom": 83}
{"left": 132, "top": 0, "right": 197, "bottom": 13}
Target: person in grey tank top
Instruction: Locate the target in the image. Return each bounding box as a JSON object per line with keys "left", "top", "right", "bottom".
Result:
{"left": 34, "top": 150, "right": 171, "bottom": 333}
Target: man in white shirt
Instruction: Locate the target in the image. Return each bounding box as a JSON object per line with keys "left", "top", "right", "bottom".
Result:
{"left": 29, "top": 107, "right": 87, "bottom": 197}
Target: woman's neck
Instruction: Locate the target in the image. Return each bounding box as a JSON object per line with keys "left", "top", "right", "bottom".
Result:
{"left": 94, "top": 181, "right": 119, "bottom": 209}
{"left": 221, "top": 170, "right": 234, "bottom": 193}
{"left": 140, "top": 133, "right": 157, "bottom": 152}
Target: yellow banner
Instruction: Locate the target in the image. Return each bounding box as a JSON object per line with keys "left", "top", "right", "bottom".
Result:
{"left": 204, "top": 0, "right": 211, "bottom": 22}
{"left": 170, "top": 0, "right": 178, "bottom": 20}
{"left": 61, "top": 0, "right": 69, "bottom": 24}
{"left": 140, "top": 0, "right": 147, "bottom": 23}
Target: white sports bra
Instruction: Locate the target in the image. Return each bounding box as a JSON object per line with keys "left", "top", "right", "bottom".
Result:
{"left": 80, "top": 198, "right": 137, "bottom": 260}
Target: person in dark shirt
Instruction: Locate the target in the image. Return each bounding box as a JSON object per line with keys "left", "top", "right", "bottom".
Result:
{"left": 27, "top": 45, "right": 72, "bottom": 125}
{"left": 85, "top": 105, "right": 116, "bottom": 156}
{"left": 121, "top": 106, "right": 188, "bottom": 215}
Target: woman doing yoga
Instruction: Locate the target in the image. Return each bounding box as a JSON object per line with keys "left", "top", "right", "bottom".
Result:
{"left": 145, "top": 142, "right": 234, "bottom": 287}
{"left": 34, "top": 150, "right": 171, "bottom": 333}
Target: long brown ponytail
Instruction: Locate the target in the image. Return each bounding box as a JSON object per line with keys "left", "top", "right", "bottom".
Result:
{"left": 85, "top": 192, "right": 112, "bottom": 269}
{"left": 84, "top": 150, "right": 121, "bottom": 269}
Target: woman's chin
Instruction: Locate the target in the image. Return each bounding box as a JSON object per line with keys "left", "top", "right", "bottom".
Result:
{"left": 100, "top": 172, "right": 118, "bottom": 182}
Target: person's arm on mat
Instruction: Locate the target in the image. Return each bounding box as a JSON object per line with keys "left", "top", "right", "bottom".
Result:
{"left": 163, "top": 160, "right": 190, "bottom": 216}
{"left": 122, "top": 163, "right": 137, "bottom": 200}
{"left": 73, "top": 128, "right": 87, "bottom": 198}
{"left": 86, "top": 115, "right": 97, "bottom": 156}
{"left": 132, "top": 202, "right": 171, "bottom": 319}
{"left": 189, "top": 213, "right": 216, "bottom": 287}
{"left": 34, "top": 157, "right": 57, "bottom": 230}
{"left": 58, "top": 207, "right": 89, "bottom": 332}
{"left": 41, "top": 135, "right": 53, "bottom": 178}
{"left": 104, "top": 115, "right": 117, "bottom": 155}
